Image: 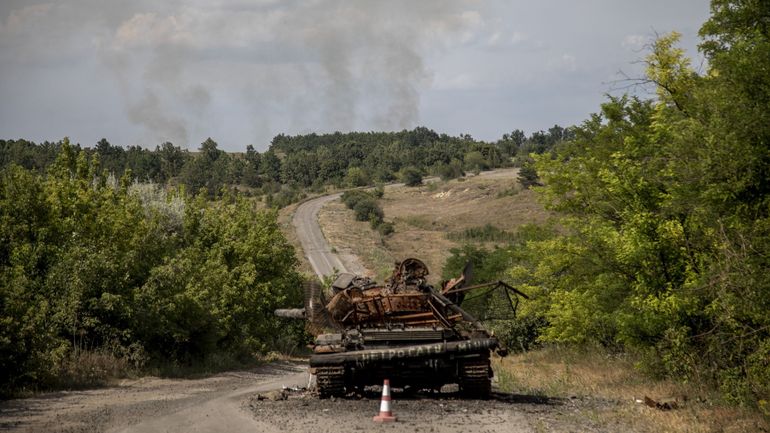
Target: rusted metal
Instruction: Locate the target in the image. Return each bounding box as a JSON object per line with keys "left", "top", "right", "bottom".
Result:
{"left": 310, "top": 338, "right": 499, "bottom": 366}
{"left": 274, "top": 258, "right": 528, "bottom": 398}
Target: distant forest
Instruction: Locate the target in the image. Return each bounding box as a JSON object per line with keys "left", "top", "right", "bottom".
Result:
{"left": 0, "top": 125, "right": 571, "bottom": 199}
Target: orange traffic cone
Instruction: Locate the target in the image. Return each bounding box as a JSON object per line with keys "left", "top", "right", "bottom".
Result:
{"left": 372, "top": 379, "right": 397, "bottom": 423}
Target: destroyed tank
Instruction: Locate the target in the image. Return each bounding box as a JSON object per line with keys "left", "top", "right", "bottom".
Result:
{"left": 276, "top": 258, "right": 528, "bottom": 398}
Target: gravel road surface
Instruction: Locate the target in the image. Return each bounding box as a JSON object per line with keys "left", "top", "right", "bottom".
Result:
{"left": 292, "top": 193, "right": 370, "bottom": 278}
{"left": 0, "top": 362, "right": 307, "bottom": 433}
{"left": 292, "top": 193, "right": 348, "bottom": 278}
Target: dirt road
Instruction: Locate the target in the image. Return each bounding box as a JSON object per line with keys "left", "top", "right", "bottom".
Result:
{"left": 245, "top": 387, "right": 625, "bottom": 433}
{"left": 0, "top": 362, "right": 620, "bottom": 433}
{"left": 0, "top": 362, "right": 308, "bottom": 433}
{"left": 0, "top": 370, "right": 619, "bottom": 433}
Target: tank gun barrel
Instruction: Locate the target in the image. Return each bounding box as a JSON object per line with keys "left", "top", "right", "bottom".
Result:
{"left": 275, "top": 308, "right": 307, "bottom": 319}
{"left": 430, "top": 290, "right": 484, "bottom": 330}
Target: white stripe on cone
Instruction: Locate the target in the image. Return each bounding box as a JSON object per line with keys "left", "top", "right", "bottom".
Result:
{"left": 373, "top": 379, "right": 397, "bottom": 422}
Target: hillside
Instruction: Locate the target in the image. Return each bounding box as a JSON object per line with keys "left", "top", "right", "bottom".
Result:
{"left": 318, "top": 168, "right": 546, "bottom": 282}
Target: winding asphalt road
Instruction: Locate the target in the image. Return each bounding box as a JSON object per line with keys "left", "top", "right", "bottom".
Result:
{"left": 292, "top": 193, "right": 349, "bottom": 278}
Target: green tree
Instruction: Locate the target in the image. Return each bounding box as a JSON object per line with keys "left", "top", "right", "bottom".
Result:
{"left": 401, "top": 167, "right": 423, "bottom": 187}
{"left": 517, "top": 13, "right": 770, "bottom": 404}
{"left": 156, "top": 142, "right": 188, "bottom": 183}
{"left": 344, "top": 167, "right": 370, "bottom": 187}
{"left": 0, "top": 140, "right": 304, "bottom": 393}
{"left": 517, "top": 159, "right": 540, "bottom": 189}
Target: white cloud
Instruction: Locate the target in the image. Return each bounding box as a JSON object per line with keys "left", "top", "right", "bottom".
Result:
{"left": 0, "top": 3, "right": 53, "bottom": 35}
{"left": 622, "top": 34, "right": 647, "bottom": 50}
{"left": 510, "top": 31, "right": 527, "bottom": 44}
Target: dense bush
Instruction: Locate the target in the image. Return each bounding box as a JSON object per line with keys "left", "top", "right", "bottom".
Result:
{"left": 340, "top": 190, "right": 372, "bottom": 209}
{"left": 400, "top": 167, "right": 423, "bottom": 187}
{"left": 470, "top": 3, "right": 770, "bottom": 408}
{"left": 435, "top": 158, "right": 465, "bottom": 181}
{"left": 341, "top": 190, "right": 388, "bottom": 231}
{"left": 353, "top": 199, "right": 383, "bottom": 223}
{"left": 0, "top": 141, "right": 303, "bottom": 394}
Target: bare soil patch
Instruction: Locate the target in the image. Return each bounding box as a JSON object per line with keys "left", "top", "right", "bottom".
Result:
{"left": 245, "top": 387, "right": 628, "bottom": 433}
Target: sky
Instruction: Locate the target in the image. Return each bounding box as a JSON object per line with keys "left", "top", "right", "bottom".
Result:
{"left": 0, "top": 0, "right": 712, "bottom": 152}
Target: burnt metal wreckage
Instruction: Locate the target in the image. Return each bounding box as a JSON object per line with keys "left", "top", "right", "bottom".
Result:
{"left": 276, "top": 258, "right": 529, "bottom": 398}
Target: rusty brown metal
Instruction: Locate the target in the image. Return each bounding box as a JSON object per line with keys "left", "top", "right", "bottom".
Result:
{"left": 274, "top": 258, "right": 529, "bottom": 398}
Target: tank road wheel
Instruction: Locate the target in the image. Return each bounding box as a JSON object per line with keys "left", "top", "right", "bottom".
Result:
{"left": 459, "top": 359, "right": 492, "bottom": 399}
{"left": 316, "top": 366, "right": 345, "bottom": 398}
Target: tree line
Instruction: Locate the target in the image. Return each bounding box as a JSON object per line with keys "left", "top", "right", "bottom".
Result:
{"left": 1, "top": 126, "right": 570, "bottom": 200}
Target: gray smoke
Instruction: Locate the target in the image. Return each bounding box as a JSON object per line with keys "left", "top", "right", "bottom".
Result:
{"left": 283, "top": 0, "right": 474, "bottom": 132}
{"left": 126, "top": 90, "right": 189, "bottom": 146}
{"left": 3, "top": 0, "right": 482, "bottom": 147}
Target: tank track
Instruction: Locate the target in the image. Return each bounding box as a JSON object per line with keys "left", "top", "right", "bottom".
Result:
{"left": 459, "top": 358, "right": 492, "bottom": 398}
{"left": 316, "top": 366, "right": 345, "bottom": 398}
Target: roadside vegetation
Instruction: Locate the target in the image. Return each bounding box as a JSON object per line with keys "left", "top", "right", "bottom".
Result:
{"left": 0, "top": 141, "right": 304, "bottom": 396}
{"left": 494, "top": 347, "right": 769, "bottom": 433}
{"left": 459, "top": 1, "right": 769, "bottom": 418}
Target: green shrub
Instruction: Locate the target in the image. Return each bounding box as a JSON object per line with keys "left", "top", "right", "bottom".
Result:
{"left": 401, "top": 167, "right": 423, "bottom": 186}
{"left": 353, "top": 198, "right": 382, "bottom": 223}
{"left": 377, "top": 221, "right": 395, "bottom": 236}
{"left": 341, "top": 190, "right": 372, "bottom": 208}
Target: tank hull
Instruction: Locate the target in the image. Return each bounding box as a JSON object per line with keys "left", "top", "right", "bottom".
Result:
{"left": 311, "top": 338, "right": 496, "bottom": 398}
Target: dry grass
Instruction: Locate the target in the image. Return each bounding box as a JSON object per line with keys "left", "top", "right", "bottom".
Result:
{"left": 278, "top": 200, "right": 316, "bottom": 278}
{"left": 495, "top": 347, "right": 770, "bottom": 433}
{"left": 385, "top": 169, "right": 549, "bottom": 283}
{"left": 318, "top": 200, "right": 395, "bottom": 281}
{"left": 316, "top": 170, "right": 550, "bottom": 284}
{"left": 54, "top": 350, "right": 136, "bottom": 390}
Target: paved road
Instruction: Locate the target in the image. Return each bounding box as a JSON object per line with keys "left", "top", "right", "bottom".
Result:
{"left": 292, "top": 193, "right": 348, "bottom": 278}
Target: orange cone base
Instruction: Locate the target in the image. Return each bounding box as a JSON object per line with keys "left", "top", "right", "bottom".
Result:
{"left": 373, "top": 413, "right": 397, "bottom": 423}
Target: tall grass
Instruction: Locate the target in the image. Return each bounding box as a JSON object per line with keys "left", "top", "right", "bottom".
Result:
{"left": 448, "top": 223, "right": 517, "bottom": 243}
{"left": 494, "top": 346, "right": 770, "bottom": 433}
